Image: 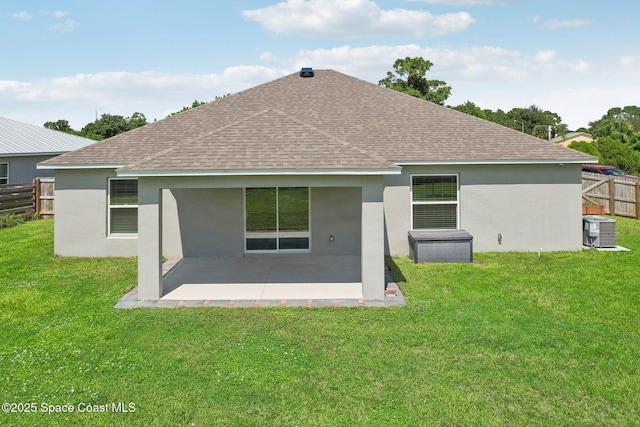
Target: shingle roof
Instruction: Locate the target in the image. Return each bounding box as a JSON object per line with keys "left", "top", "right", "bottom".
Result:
{"left": 0, "top": 116, "right": 95, "bottom": 156}
{"left": 42, "top": 69, "right": 595, "bottom": 171}
{"left": 120, "top": 109, "right": 395, "bottom": 172}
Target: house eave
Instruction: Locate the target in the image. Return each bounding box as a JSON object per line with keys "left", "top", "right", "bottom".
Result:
{"left": 116, "top": 168, "right": 402, "bottom": 177}
{"left": 393, "top": 158, "right": 598, "bottom": 166}
{"left": 36, "top": 163, "right": 127, "bottom": 170}
{"left": 1, "top": 151, "right": 68, "bottom": 158}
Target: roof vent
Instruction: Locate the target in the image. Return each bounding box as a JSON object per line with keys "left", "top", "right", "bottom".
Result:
{"left": 299, "top": 67, "right": 314, "bottom": 77}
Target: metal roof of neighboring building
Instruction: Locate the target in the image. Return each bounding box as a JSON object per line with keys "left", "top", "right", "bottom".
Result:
{"left": 41, "top": 70, "right": 596, "bottom": 172}
{"left": 0, "top": 116, "right": 96, "bottom": 157}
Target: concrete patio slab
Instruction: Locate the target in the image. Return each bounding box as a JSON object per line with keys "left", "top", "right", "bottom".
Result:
{"left": 163, "top": 283, "right": 266, "bottom": 300}
{"left": 115, "top": 255, "right": 406, "bottom": 308}
{"left": 260, "top": 283, "right": 362, "bottom": 300}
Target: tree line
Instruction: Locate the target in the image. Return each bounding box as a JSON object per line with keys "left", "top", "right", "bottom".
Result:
{"left": 44, "top": 100, "right": 207, "bottom": 141}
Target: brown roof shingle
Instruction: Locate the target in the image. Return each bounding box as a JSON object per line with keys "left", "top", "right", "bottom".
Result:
{"left": 42, "top": 69, "right": 594, "bottom": 171}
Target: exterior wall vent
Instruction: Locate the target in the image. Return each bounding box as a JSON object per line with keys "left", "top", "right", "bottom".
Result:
{"left": 299, "top": 67, "right": 314, "bottom": 77}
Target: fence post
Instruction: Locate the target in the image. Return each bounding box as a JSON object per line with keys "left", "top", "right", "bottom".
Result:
{"left": 608, "top": 177, "right": 615, "bottom": 215}
{"left": 636, "top": 181, "right": 640, "bottom": 220}
{"left": 33, "top": 178, "right": 41, "bottom": 217}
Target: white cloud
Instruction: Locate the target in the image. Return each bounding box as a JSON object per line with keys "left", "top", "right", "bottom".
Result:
{"left": 49, "top": 19, "right": 78, "bottom": 32}
{"left": 279, "top": 44, "right": 589, "bottom": 84}
{"left": 569, "top": 59, "right": 589, "bottom": 73}
{"left": 620, "top": 56, "right": 640, "bottom": 67}
{"left": 243, "top": 0, "right": 476, "bottom": 37}
{"left": 533, "top": 85, "right": 640, "bottom": 129}
{"left": 535, "top": 50, "right": 557, "bottom": 63}
{"left": 537, "top": 17, "right": 591, "bottom": 30}
{"left": 0, "top": 68, "right": 288, "bottom": 129}
{"left": 7, "top": 11, "right": 32, "bottom": 20}
{"left": 52, "top": 11, "right": 70, "bottom": 19}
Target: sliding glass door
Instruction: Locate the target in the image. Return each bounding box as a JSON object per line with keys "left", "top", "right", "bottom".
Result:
{"left": 245, "top": 187, "right": 310, "bottom": 252}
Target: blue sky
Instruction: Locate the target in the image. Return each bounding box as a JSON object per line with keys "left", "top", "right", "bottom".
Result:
{"left": 1, "top": 0, "right": 638, "bottom": 130}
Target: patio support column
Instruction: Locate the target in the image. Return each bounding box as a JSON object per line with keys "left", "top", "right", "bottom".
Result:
{"left": 361, "top": 177, "right": 385, "bottom": 300}
{"left": 137, "top": 179, "right": 163, "bottom": 300}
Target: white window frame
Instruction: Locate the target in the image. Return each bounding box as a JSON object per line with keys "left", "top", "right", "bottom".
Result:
{"left": 107, "top": 178, "right": 138, "bottom": 237}
{"left": 243, "top": 187, "right": 311, "bottom": 253}
{"left": 410, "top": 174, "right": 459, "bottom": 230}
{"left": 0, "top": 162, "right": 8, "bottom": 185}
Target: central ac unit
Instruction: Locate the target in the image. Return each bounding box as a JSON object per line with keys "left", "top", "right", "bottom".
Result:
{"left": 583, "top": 215, "right": 616, "bottom": 248}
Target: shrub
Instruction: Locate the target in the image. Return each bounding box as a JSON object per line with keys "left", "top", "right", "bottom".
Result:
{"left": 0, "top": 212, "right": 33, "bottom": 228}
{"left": 595, "top": 136, "right": 640, "bottom": 175}
{"left": 568, "top": 140, "right": 601, "bottom": 158}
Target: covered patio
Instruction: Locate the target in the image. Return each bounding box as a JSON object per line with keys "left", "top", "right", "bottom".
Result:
{"left": 133, "top": 175, "right": 391, "bottom": 302}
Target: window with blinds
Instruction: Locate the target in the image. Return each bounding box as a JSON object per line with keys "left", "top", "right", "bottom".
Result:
{"left": 411, "top": 175, "right": 458, "bottom": 230}
{"left": 109, "top": 178, "right": 138, "bottom": 235}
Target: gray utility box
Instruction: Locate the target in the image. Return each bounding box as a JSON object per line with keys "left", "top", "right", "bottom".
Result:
{"left": 409, "top": 230, "right": 473, "bottom": 263}
{"left": 583, "top": 215, "right": 616, "bottom": 248}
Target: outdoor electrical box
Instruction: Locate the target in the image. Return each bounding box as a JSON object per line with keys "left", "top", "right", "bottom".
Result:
{"left": 583, "top": 215, "right": 616, "bottom": 248}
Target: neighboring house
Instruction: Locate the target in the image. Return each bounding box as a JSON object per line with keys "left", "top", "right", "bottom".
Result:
{"left": 550, "top": 132, "right": 594, "bottom": 147}
{"left": 39, "top": 69, "right": 596, "bottom": 301}
{"left": 0, "top": 116, "right": 95, "bottom": 184}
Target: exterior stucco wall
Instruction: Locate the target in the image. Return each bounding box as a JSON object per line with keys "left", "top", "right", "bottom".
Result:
{"left": 54, "top": 172, "right": 370, "bottom": 260}
{"left": 170, "top": 188, "right": 244, "bottom": 257}
{"left": 1, "top": 155, "right": 56, "bottom": 184}
{"left": 151, "top": 185, "right": 362, "bottom": 280}
{"left": 384, "top": 164, "right": 584, "bottom": 255}
{"left": 160, "top": 184, "right": 363, "bottom": 257}
{"left": 311, "top": 187, "right": 361, "bottom": 256}
{"left": 53, "top": 169, "right": 181, "bottom": 258}
{"left": 53, "top": 169, "right": 138, "bottom": 257}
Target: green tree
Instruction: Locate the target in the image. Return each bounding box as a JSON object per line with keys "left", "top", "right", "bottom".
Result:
{"left": 594, "top": 136, "right": 640, "bottom": 175}
{"left": 44, "top": 119, "right": 103, "bottom": 140}
{"left": 604, "top": 106, "right": 640, "bottom": 130}
{"left": 589, "top": 111, "right": 639, "bottom": 148}
{"left": 568, "top": 140, "right": 601, "bottom": 158}
{"left": 451, "top": 101, "right": 486, "bottom": 119}
{"left": 81, "top": 112, "right": 148, "bottom": 139}
{"left": 170, "top": 100, "right": 207, "bottom": 116}
{"left": 483, "top": 108, "right": 513, "bottom": 128}
{"left": 128, "top": 112, "right": 147, "bottom": 130}
{"left": 508, "top": 105, "right": 562, "bottom": 139}
{"left": 82, "top": 114, "right": 129, "bottom": 139}
{"left": 379, "top": 57, "right": 452, "bottom": 105}
{"left": 44, "top": 119, "right": 72, "bottom": 132}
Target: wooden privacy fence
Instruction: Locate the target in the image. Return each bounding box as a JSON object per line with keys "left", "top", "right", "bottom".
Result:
{"left": 0, "top": 178, "right": 54, "bottom": 217}
{"left": 582, "top": 172, "right": 640, "bottom": 219}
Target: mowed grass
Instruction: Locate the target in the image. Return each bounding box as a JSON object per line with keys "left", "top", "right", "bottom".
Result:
{"left": 1, "top": 219, "right": 639, "bottom": 426}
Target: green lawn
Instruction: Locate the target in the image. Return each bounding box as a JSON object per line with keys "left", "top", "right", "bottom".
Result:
{"left": 1, "top": 219, "right": 639, "bottom": 426}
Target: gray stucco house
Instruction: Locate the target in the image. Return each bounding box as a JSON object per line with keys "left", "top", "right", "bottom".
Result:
{"left": 0, "top": 116, "right": 95, "bottom": 185}
{"left": 39, "top": 69, "right": 596, "bottom": 301}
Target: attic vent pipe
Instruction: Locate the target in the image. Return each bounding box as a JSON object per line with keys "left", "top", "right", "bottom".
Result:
{"left": 299, "top": 67, "right": 314, "bottom": 77}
